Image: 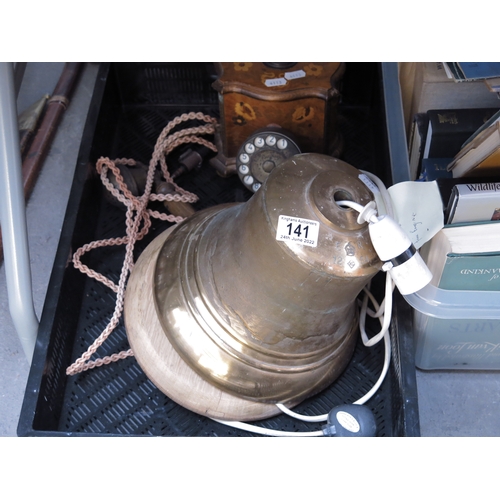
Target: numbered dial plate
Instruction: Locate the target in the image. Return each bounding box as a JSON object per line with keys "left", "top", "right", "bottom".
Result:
{"left": 236, "top": 130, "right": 301, "bottom": 192}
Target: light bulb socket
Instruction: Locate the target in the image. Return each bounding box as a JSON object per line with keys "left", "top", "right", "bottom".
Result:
{"left": 368, "top": 215, "right": 432, "bottom": 295}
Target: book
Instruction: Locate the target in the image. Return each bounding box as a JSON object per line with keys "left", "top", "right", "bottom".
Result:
{"left": 446, "top": 182, "right": 500, "bottom": 223}
{"left": 434, "top": 175, "right": 500, "bottom": 215}
{"left": 485, "top": 77, "right": 500, "bottom": 93}
{"left": 439, "top": 254, "right": 500, "bottom": 291}
{"left": 415, "top": 220, "right": 500, "bottom": 370}
{"left": 408, "top": 113, "right": 429, "bottom": 179}
{"left": 422, "top": 221, "right": 500, "bottom": 292}
{"left": 445, "top": 62, "right": 500, "bottom": 82}
{"left": 420, "top": 157, "right": 454, "bottom": 181}
{"left": 461, "top": 108, "right": 500, "bottom": 149}
{"left": 423, "top": 108, "right": 499, "bottom": 161}
{"left": 398, "top": 62, "right": 500, "bottom": 137}
{"left": 447, "top": 121, "right": 500, "bottom": 178}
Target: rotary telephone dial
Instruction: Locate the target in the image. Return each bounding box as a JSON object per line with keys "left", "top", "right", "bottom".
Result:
{"left": 235, "top": 126, "right": 301, "bottom": 192}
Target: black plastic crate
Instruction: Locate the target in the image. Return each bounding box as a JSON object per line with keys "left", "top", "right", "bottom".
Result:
{"left": 18, "top": 62, "right": 420, "bottom": 436}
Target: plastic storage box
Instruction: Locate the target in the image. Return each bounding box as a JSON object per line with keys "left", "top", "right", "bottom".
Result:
{"left": 18, "top": 62, "right": 420, "bottom": 436}
{"left": 407, "top": 283, "right": 500, "bottom": 370}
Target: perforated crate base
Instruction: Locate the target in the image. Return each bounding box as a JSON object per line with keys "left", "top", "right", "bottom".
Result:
{"left": 18, "top": 63, "right": 420, "bottom": 437}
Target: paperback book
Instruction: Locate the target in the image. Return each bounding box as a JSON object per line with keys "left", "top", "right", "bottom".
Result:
{"left": 447, "top": 121, "right": 500, "bottom": 178}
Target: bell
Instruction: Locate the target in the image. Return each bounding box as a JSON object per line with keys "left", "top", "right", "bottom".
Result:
{"left": 124, "top": 153, "right": 382, "bottom": 421}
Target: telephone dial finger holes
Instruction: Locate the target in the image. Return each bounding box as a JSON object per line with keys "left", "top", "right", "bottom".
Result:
{"left": 236, "top": 128, "right": 301, "bottom": 193}
{"left": 265, "top": 135, "right": 277, "bottom": 146}
{"left": 277, "top": 138, "right": 288, "bottom": 149}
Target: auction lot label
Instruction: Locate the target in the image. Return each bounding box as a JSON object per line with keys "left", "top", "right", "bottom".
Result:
{"left": 276, "top": 215, "right": 319, "bottom": 247}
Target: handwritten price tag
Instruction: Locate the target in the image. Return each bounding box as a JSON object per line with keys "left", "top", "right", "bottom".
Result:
{"left": 276, "top": 215, "right": 319, "bottom": 247}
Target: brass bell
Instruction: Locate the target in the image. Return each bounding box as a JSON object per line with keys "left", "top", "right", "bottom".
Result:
{"left": 124, "top": 153, "right": 382, "bottom": 421}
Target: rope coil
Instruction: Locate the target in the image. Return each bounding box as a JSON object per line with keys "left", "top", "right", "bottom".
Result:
{"left": 66, "top": 112, "right": 218, "bottom": 376}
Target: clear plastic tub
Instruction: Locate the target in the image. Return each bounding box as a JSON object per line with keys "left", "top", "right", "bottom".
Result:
{"left": 405, "top": 284, "right": 500, "bottom": 370}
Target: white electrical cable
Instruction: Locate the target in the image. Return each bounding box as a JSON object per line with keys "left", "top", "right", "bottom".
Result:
{"left": 275, "top": 273, "right": 394, "bottom": 422}
{"left": 359, "top": 272, "right": 394, "bottom": 348}
{"left": 272, "top": 193, "right": 396, "bottom": 425}
{"left": 360, "top": 169, "right": 395, "bottom": 219}
{"left": 210, "top": 419, "right": 324, "bottom": 437}
{"left": 211, "top": 275, "right": 394, "bottom": 433}
{"left": 213, "top": 269, "right": 394, "bottom": 431}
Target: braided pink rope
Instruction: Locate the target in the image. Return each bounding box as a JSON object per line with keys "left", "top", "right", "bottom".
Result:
{"left": 66, "top": 112, "right": 218, "bottom": 375}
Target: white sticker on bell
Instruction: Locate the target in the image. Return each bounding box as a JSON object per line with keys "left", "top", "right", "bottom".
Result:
{"left": 265, "top": 77, "right": 287, "bottom": 87}
{"left": 285, "top": 69, "right": 306, "bottom": 80}
{"left": 276, "top": 215, "right": 319, "bottom": 247}
{"left": 336, "top": 411, "right": 360, "bottom": 433}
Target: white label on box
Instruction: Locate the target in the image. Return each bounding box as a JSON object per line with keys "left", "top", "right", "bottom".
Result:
{"left": 265, "top": 77, "right": 287, "bottom": 87}
{"left": 276, "top": 215, "right": 319, "bottom": 247}
{"left": 284, "top": 69, "right": 306, "bottom": 80}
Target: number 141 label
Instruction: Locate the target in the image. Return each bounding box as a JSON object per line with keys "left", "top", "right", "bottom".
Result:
{"left": 276, "top": 215, "right": 319, "bottom": 247}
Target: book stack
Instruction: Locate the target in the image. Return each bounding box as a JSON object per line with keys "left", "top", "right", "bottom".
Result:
{"left": 409, "top": 107, "right": 499, "bottom": 181}
{"left": 423, "top": 221, "right": 500, "bottom": 292}
{"left": 443, "top": 63, "right": 500, "bottom": 100}
{"left": 423, "top": 181, "right": 500, "bottom": 290}
{"left": 399, "top": 62, "right": 500, "bottom": 138}
{"left": 443, "top": 62, "right": 500, "bottom": 83}
{"left": 414, "top": 219, "right": 500, "bottom": 370}
{"left": 424, "top": 181, "right": 500, "bottom": 290}
{"left": 403, "top": 63, "right": 500, "bottom": 370}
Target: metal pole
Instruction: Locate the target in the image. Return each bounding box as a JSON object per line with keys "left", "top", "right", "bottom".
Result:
{"left": 381, "top": 62, "right": 411, "bottom": 184}
{"left": 0, "top": 62, "right": 39, "bottom": 363}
